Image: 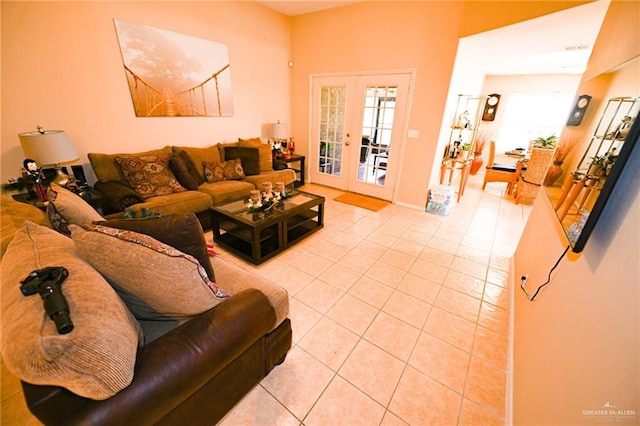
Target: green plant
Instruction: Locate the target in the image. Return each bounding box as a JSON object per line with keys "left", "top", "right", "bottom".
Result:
{"left": 462, "top": 142, "right": 471, "bottom": 151}
{"left": 589, "top": 155, "right": 606, "bottom": 166}
{"left": 533, "top": 134, "right": 558, "bottom": 148}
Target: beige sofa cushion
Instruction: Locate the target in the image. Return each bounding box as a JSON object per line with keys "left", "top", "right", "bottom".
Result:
{"left": 1, "top": 222, "right": 141, "bottom": 400}
{"left": 89, "top": 146, "right": 173, "bottom": 183}
{"left": 172, "top": 146, "right": 222, "bottom": 174}
{"left": 242, "top": 169, "right": 296, "bottom": 188}
{"left": 238, "top": 137, "right": 273, "bottom": 172}
{"left": 70, "top": 224, "right": 228, "bottom": 321}
{"left": 0, "top": 197, "right": 51, "bottom": 259}
{"left": 197, "top": 180, "right": 255, "bottom": 205}
{"left": 210, "top": 255, "right": 289, "bottom": 331}
{"left": 122, "top": 189, "right": 213, "bottom": 217}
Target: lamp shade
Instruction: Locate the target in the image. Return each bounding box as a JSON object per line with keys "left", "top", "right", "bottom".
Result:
{"left": 19, "top": 130, "right": 79, "bottom": 166}
{"left": 269, "top": 122, "right": 288, "bottom": 140}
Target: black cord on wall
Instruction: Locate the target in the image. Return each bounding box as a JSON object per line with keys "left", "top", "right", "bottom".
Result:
{"left": 520, "top": 245, "right": 571, "bottom": 301}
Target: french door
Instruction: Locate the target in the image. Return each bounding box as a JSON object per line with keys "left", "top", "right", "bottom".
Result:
{"left": 309, "top": 72, "right": 412, "bottom": 200}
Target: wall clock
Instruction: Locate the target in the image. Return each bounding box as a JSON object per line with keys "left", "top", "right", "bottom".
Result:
{"left": 482, "top": 94, "right": 501, "bottom": 121}
{"left": 566, "top": 94, "right": 592, "bottom": 126}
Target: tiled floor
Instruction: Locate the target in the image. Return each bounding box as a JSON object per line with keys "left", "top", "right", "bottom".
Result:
{"left": 1, "top": 171, "right": 531, "bottom": 425}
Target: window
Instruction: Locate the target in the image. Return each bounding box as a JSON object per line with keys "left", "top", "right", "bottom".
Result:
{"left": 495, "top": 92, "right": 574, "bottom": 152}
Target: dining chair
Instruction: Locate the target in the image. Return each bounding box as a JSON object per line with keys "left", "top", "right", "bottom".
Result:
{"left": 482, "top": 141, "right": 520, "bottom": 193}
{"left": 514, "top": 146, "right": 556, "bottom": 204}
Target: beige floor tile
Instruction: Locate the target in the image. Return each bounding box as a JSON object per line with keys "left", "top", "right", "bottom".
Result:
{"left": 382, "top": 290, "right": 431, "bottom": 329}
{"left": 288, "top": 298, "right": 323, "bottom": 344}
{"left": 304, "top": 375, "right": 386, "bottom": 426}
{"left": 389, "top": 366, "right": 462, "bottom": 426}
{"left": 389, "top": 238, "right": 425, "bottom": 257}
{"left": 379, "top": 248, "right": 416, "bottom": 271}
{"left": 396, "top": 273, "right": 441, "bottom": 304}
{"left": 339, "top": 339, "right": 405, "bottom": 406}
{"left": 306, "top": 239, "right": 349, "bottom": 262}
{"left": 423, "top": 306, "right": 477, "bottom": 353}
{"left": 434, "top": 286, "right": 482, "bottom": 323}
{"left": 270, "top": 264, "right": 315, "bottom": 296}
{"left": 365, "top": 262, "right": 406, "bottom": 289}
{"left": 458, "top": 398, "right": 504, "bottom": 425}
{"left": 380, "top": 410, "right": 410, "bottom": 426}
{"left": 427, "top": 235, "right": 461, "bottom": 254}
{"left": 337, "top": 250, "right": 377, "bottom": 274}
{"left": 364, "top": 312, "right": 420, "bottom": 362}
{"left": 486, "top": 267, "right": 510, "bottom": 287}
{"left": 409, "top": 257, "right": 450, "bottom": 284}
{"left": 350, "top": 239, "right": 388, "bottom": 260}
{"left": 327, "top": 294, "right": 379, "bottom": 336}
{"left": 344, "top": 217, "right": 384, "bottom": 238}
{"left": 366, "top": 229, "right": 399, "bottom": 248}
{"left": 219, "top": 385, "right": 299, "bottom": 426}
{"left": 298, "top": 317, "right": 359, "bottom": 371}
{"left": 260, "top": 346, "right": 334, "bottom": 420}
{"left": 318, "top": 263, "right": 362, "bottom": 292}
{"left": 456, "top": 244, "right": 491, "bottom": 265}
{"left": 464, "top": 357, "right": 507, "bottom": 418}
{"left": 449, "top": 256, "right": 488, "bottom": 281}
{"left": 478, "top": 301, "right": 510, "bottom": 336}
{"left": 293, "top": 251, "right": 334, "bottom": 277}
{"left": 295, "top": 279, "right": 344, "bottom": 314}
{"left": 473, "top": 325, "right": 509, "bottom": 370}
{"left": 418, "top": 245, "right": 455, "bottom": 268}
{"left": 444, "top": 269, "right": 485, "bottom": 300}
{"left": 347, "top": 276, "right": 394, "bottom": 310}
{"left": 483, "top": 281, "right": 511, "bottom": 309}
{"left": 409, "top": 332, "right": 471, "bottom": 394}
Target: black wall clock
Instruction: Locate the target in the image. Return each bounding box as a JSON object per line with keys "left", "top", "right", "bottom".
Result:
{"left": 482, "top": 94, "right": 501, "bottom": 121}
{"left": 567, "top": 94, "right": 592, "bottom": 126}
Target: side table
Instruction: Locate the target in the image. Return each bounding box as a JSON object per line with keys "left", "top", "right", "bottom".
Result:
{"left": 278, "top": 154, "right": 305, "bottom": 187}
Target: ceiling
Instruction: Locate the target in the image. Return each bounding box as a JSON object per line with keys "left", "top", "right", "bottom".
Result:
{"left": 257, "top": 0, "right": 610, "bottom": 76}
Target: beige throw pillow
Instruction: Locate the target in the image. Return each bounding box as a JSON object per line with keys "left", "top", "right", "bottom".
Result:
{"left": 70, "top": 224, "right": 228, "bottom": 321}
{"left": 1, "top": 221, "right": 141, "bottom": 400}
{"left": 47, "top": 182, "right": 104, "bottom": 236}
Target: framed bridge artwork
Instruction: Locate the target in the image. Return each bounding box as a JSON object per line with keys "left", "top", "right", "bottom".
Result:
{"left": 114, "top": 19, "right": 234, "bottom": 117}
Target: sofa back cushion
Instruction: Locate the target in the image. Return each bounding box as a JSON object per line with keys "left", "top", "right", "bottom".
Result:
{"left": 89, "top": 146, "right": 173, "bottom": 184}
{"left": 224, "top": 147, "right": 261, "bottom": 176}
{"left": 70, "top": 224, "right": 228, "bottom": 321}
{"left": 1, "top": 221, "right": 141, "bottom": 400}
{"left": 168, "top": 154, "right": 200, "bottom": 190}
{"left": 172, "top": 146, "right": 221, "bottom": 177}
{"left": 238, "top": 137, "right": 273, "bottom": 172}
{"left": 0, "top": 196, "right": 52, "bottom": 259}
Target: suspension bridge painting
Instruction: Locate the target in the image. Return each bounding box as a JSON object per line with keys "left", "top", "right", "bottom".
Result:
{"left": 114, "top": 19, "right": 233, "bottom": 117}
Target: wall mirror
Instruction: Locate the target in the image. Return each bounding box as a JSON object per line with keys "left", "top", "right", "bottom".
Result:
{"left": 545, "top": 58, "right": 639, "bottom": 253}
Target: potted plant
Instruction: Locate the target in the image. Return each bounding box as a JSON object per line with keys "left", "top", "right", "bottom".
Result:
{"left": 470, "top": 132, "right": 491, "bottom": 175}
{"left": 587, "top": 155, "right": 606, "bottom": 176}
{"left": 459, "top": 142, "right": 471, "bottom": 159}
{"left": 533, "top": 134, "right": 558, "bottom": 149}
{"left": 544, "top": 136, "right": 579, "bottom": 186}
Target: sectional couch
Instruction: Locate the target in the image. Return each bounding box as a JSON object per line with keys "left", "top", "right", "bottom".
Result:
{"left": 89, "top": 138, "right": 296, "bottom": 229}
{"left": 0, "top": 184, "right": 292, "bottom": 425}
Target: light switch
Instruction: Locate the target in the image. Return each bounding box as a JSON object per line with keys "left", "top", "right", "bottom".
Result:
{"left": 408, "top": 129, "right": 420, "bottom": 138}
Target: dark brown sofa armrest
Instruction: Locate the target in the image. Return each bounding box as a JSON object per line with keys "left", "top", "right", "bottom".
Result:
{"left": 94, "top": 181, "right": 143, "bottom": 213}
{"left": 22, "top": 289, "right": 276, "bottom": 426}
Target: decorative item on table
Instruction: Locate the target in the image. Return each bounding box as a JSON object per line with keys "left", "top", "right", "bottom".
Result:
{"left": 532, "top": 134, "right": 558, "bottom": 149}
{"left": 470, "top": 131, "right": 491, "bottom": 175}
{"left": 268, "top": 121, "right": 289, "bottom": 159}
{"left": 1, "top": 159, "right": 52, "bottom": 202}
{"left": 544, "top": 136, "right": 579, "bottom": 186}
{"left": 18, "top": 126, "right": 79, "bottom": 187}
{"left": 605, "top": 115, "right": 633, "bottom": 140}
{"left": 247, "top": 182, "right": 290, "bottom": 213}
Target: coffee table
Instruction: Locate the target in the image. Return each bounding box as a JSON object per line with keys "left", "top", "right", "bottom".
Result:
{"left": 210, "top": 190, "right": 325, "bottom": 264}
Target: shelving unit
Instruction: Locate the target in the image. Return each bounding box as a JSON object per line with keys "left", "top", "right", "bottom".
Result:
{"left": 555, "top": 96, "right": 639, "bottom": 222}
{"left": 440, "top": 94, "right": 486, "bottom": 201}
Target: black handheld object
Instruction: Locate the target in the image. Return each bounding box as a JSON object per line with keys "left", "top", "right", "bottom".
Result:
{"left": 20, "top": 267, "right": 73, "bottom": 334}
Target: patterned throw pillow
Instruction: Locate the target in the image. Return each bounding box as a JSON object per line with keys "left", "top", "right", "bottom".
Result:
{"left": 202, "top": 159, "right": 245, "bottom": 183}
{"left": 115, "top": 155, "right": 186, "bottom": 199}
{"left": 47, "top": 182, "right": 104, "bottom": 237}
{"left": 70, "top": 224, "right": 229, "bottom": 321}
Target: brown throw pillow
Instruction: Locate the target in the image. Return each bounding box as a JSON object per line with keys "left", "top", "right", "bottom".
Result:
{"left": 177, "top": 150, "right": 206, "bottom": 185}
{"left": 99, "top": 214, "right": 215, "bottom": 282}
{"left": 238, "top": 137, "right": 273, "bottom": 172}
{"left": 224, "top": 147, "right": 261, "bottom": 176}
{"left": 203, "top": 159, "right": 245, "bottom": 183}
{"left": 115, "top": 155, "right": 186, "bottom": 199}
{"left": 168, "top": 154, "right": 200, "bottom": 190}
{"left": 70, "top": 224, "right": 229, "bottom": 321}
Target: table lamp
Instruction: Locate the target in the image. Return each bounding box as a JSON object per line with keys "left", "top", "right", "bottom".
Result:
{"left": 19, "top": 126, "right": 79, "bottom": 186}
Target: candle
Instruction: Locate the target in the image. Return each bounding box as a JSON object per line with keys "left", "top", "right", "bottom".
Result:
{"left": 261, "top": 182, "right": 272, "bottom": 193}
{"left": 275, "top": 182, "right": 285, "bottom": 194}
{"left": 250, "top": 190, "right": 261, "bottom": 203}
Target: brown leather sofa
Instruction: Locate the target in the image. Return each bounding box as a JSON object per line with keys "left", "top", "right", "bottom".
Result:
{"left": 22, "top": 289, "right": 292, "bottom": 426}
{"left": 1, "top": 196, "right": 292, "bottom": 425}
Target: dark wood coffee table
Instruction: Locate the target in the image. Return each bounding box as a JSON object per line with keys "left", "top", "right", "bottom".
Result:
{"left": 210, "top": 190, "right": 324, "bottom": 264}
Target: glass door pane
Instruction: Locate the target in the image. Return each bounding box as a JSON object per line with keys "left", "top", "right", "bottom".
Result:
{"left": 318, "top": 86, "right": 346, "bottom": 176}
